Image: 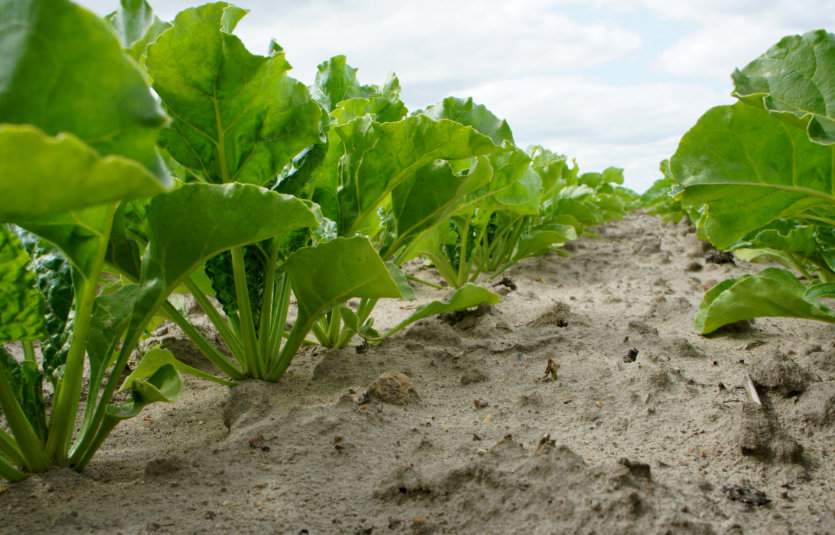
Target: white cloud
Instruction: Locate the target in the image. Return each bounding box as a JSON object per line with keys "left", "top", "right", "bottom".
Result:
{"left": 232, "top": 0, "right": 641, "bottom": 87}
{"left": 450, "top": 75, "right": 729, "bottom": 190}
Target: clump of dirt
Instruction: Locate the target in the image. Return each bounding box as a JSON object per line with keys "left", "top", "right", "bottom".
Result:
{"left": 3, "top": 213, "right": 834, "bottom": 534}
{"left": 366, "top": 372, "right": 420, "bottom": 405}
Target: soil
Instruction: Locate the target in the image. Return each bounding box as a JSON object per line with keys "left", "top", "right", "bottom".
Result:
{"left": 2, "top": 213, "right": 834, "bottom": 534}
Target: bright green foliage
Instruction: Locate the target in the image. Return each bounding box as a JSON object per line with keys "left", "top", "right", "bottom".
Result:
{"left": 733, "top": 30, "right": 835, "bottom": 145}
{"left": 0, "top": 0, "right": 178, "bottom": 482}
{"left": 315, "top": 114, "right": 497, "bottom": 235}
{"left": 146, "top": 2, "right": 321, "bottom": 185}
{"left": 424, "top": 97, "right": 515, "bottom": 145}
{"left": 313, "top": 55, "right": 407, "bottom": 123}
{"left": 670, "top": 29, "right": 835, "bottom": 333}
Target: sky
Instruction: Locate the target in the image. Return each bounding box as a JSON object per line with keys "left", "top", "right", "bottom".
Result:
{"left": 79, "top": 0, "right": 835, "bottom": 192}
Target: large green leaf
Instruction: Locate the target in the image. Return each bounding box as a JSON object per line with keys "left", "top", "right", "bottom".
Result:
{"left": 0, "top": 226, "right": 44, "bottom": 342}
{"left": 0, "top": 0, "right": 168, "bottom": 181}
{"left": 286, "top": 236, "right": 402, "bottom": 323}
{"left": 695, "top": 268, "right": 835, "bottom": 334}
{"left": 733, "top": 30, "right": 835, "bottom": 145}
{"left": 143, "top": 183, "right": 318, "bottom": 291}
{"left": 385, "top": 284, "right": 501, "bottom": 337}
{"left": 673, "top": 102, "right": 835, "bottom": 249}
{"left": 0, "top": 126, "right": 166, "bottom": 221}
{"left": 146, "top": 2, "right": 321, "bottom": 185}
{"left": 323, "top": 114, "right": 497, "bottom": 234}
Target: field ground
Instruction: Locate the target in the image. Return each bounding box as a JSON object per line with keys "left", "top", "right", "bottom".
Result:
{"left": 2, "top": 213, "right": 834, "bottom": 534}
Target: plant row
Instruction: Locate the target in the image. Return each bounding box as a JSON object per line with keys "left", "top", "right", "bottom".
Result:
{"left": 643, "top": 29, "right": 835, "bottom": 334}
{"left": 0, "top": 0, "right": 636, "bottom": 482}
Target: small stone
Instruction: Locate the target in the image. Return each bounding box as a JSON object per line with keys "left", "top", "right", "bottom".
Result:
{"left": 686, "top": 261, "right": 703, "bottom": 272}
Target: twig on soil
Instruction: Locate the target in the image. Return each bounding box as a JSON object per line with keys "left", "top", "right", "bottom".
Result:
{"left": 540, "top": 358, "right": 560, "bottom": 382}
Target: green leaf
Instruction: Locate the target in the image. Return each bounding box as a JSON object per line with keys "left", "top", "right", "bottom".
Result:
{"left": 423, "top": 97, "right": 515, "bottom": 146}
{"left": 385, "top": 284, "right": 501, "bottom": 337}
{"left": 695, "top": 268, "right": 835, "bottom": 334}
{"left": 106, "top": 0, "right": 171, "bottom": 61}
{"left": 286, "top": 236, "right": 402, "bottom": 323}
{"left": 733, "top": 30, "right": 835, "bottom": 145}
{"left": 0, "top": 226, "right": 44, "bottom": 342}
{"left": 106, "top": 364, "right": 181, "bottom": 421}
{"left": 146, "top": 2, "right": 321, "bottom": 185}
{"left": 512, "top": 225, "right": 577, "bottom": 263}
{"left": 388, "top": 156, "right": 493, "bottom": 256}
{"left": 0, "top": 0, "right": 168, "bottom": 181}
{"left": 673, "top": 102, "right": 835, "bottom": 249}
{"left": 319, "top": 114, "right": 497, "bottom": 234}
{"left": 120, "top": 346, "right": 232, "bottom": 390}
{"left": 312, "top": 55, "right": 376, "bottom": 111}
{"left": 143, "top": 183, "right": 318, "bottom": 291}
{"left": 0, "top": 126, "right": 167, "bottom": 221}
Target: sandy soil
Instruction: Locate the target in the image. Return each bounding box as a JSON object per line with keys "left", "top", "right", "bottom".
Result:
{"left": 2, "top": 213, "right": 834, "bottom": 534}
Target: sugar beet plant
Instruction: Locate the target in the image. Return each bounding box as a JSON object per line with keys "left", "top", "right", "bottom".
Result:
{"left": 1, "top": 0, "right": 637, "bottom": 481}
{"left": 650, "top": 30, "right": 835, "bottom": 334}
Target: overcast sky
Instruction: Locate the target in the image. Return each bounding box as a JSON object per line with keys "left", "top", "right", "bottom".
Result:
{"left": 80, "top": 0, "right": 835, "bottom": 191}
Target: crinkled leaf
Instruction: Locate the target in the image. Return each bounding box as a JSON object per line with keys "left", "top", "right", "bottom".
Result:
{"left": 673, "top": 102, "right": 834, "bottom": 249}
{"left": 286, "top": 236, "right": 402, "bottom": 323}
{"left": 386, "top": 284, "right": 500, "bottom": 337}
{"left": 695, "top": 268, "right": 835, "bottom": 334}
{"left": 733, "top": 29, "right": 835, "bottom": 145}
{"left": 146, "top": 3, "right": 321, "bottom": 185}
{"left": 15, "top": 230, "right": 74, "bottom": 381}
{"left": 0, "top": 226, "right": 44, "bottom": 342}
